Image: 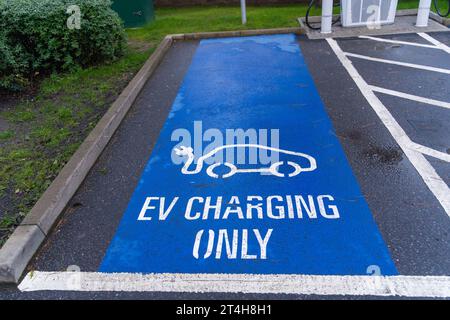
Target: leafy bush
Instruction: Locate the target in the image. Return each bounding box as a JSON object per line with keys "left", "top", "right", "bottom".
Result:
{"left": 0, "top": 0, "right": 127, "bottom": 91}
{"left": 0, "top": 33, "right": 29, "bottom": 91}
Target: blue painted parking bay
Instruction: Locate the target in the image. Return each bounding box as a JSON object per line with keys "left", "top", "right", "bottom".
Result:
{"left": 100, "top": 34, "right": 398, "bottom": 275}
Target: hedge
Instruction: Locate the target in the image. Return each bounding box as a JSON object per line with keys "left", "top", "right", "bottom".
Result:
{"left": 0, "top": 0, "right": 127, "bottom": 91}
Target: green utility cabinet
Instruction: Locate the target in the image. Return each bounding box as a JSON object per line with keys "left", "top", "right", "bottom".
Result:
{"left": 111, "top": 0, "right": 155, "bottom": 28}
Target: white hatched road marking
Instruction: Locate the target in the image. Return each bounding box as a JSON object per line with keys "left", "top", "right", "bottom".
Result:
{"left": 18, "top": 272, "right": 450, "bottom": 297}
{"left": 369, "top": 86, "right": 450, "bottom": 162}
{"left": 344, "top": 52, "right": 450, "bottom": 75}
{"left": 370, "top": 85, "right": 450, "bottom": 110}
{"left": 359, "top": 35, "right": 439, "bottom": 49}
{"left": 327, "top": 37, "right": 450, "bottom": 217}
{"left": 417, "top": 33, "right": 450, "bottom": 54}
{"left": 409, "top": 142, "right": 450, "bottom": 163}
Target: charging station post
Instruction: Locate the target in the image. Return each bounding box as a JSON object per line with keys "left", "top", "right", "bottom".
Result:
{"left": 321, "top": 0, "right": 334, "bottom": 33}
{"left": 318, "top": 0, "right": 441, "bottom": 33}
{"left": 416, "top": 0, "right": 432, "bottom": 26}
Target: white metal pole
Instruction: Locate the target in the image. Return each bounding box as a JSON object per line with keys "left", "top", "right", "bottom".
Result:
{"left": 241, "top": 0, "right": 247, "bottom": 24}
{"left": 321, "top": 0, "right": 334, "bottom": 33}
{"left": 416, "top": 0, "right": 432, "bottom": 27}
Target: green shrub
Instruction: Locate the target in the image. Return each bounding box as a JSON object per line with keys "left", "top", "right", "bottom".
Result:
{"left": 0, "top": 0, "right": 127, "bottom": 91}
{"left": 0, "top": 33, "right": 29, "bottom": 91}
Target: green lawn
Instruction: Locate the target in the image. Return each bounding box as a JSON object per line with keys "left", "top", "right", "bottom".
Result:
{"left": 0, "top": 1, "right": 441, "bottom": 246}
{"left": 128, "top": 0, "right": 446, "bottom": 43}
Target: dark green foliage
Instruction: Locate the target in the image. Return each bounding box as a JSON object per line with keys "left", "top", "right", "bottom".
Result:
{"left": 0, "top": 0, "right": 126, "bottom": 91}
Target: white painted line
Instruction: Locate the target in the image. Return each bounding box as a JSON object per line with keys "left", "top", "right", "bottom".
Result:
{"left": 327, "top": 38, "right": 450, "bottom": 217}
{"left": 344, "top": 52, "right": 450, "bottom": 75}
{"left": 174, "top": 144, "right": 317, "bottom": 178}
{"left": 370, "top": 85, "right": 450, "bottom": 110}
{"left": 410, "top": 142, "right": 450, "bottom": 163}
{"left": 359, "top": 35, "right": 439, "bottom": 49}
{"left": 417, "top": 33, "right": 450, "bottom": 54}
{"left": 17, "top": 271, "right": 450, "bottom": 297}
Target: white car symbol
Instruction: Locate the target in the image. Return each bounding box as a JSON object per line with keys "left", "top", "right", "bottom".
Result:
{"left": 173, "top": 144, "right": 317, "bottom": 179}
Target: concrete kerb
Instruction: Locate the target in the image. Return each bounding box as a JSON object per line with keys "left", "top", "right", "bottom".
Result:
{"left": 0, "top": 27, "right": 303, "bottom": 284}
{"left": 172, "top": 27, "right": 303, "bottom": 40}
{"left": 429, "top": 11, "right": 450, "bottom": 26}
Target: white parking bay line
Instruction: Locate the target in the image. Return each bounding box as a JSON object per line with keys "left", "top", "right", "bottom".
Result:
{"left": 359, "top": 35, "right": 439, "bottom": 49}
{"left": 344, "top": 52, "right": 450, "bottom": 75}
{"left": 327, "top": 38, "right": 450, "bottom": 217}
{"left": 17, "top": 271, "right": 450, "bottom": 297}
{"left": 410, "top": 142, "right": 450, "bottom": 163}
{"left": 417, "top": 33, "right": 450, "bottom": 54}
{"left": 370, "top": 85, "right": 450, "bottom": 110}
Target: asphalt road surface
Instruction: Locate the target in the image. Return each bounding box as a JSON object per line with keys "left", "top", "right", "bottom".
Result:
{"left": 1, "top": 32, "right": 449, "bottom": 299}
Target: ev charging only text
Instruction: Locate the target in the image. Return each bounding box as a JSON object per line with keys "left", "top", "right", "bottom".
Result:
{"left": 137, "top": 194, "right": 340, "bottom": 260}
